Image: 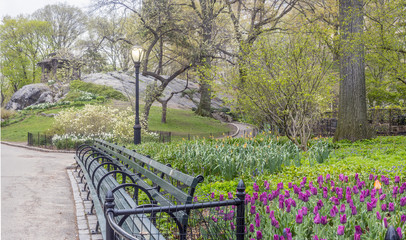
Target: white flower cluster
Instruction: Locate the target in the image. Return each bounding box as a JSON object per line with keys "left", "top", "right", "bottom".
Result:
{"left": 52, "top": 105, "right": 137, "bottom": 143}
{"left": 75, "top": 90, "right": 98, "bottom": 101}
{"left": 52, "top": 133, "right": 114, "bottom": 145}
{"left": 24, "top": 101, "right": 71, "bottom": 110}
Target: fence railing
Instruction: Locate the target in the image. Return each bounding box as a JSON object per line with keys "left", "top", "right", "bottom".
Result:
{"left": 27, "top": 132, "right": 86, "bottom": 150}
{"left": 27, "top": 132, "right": 53, "bottom": 148}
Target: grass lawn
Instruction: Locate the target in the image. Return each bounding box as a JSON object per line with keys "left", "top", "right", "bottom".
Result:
{"left": 1, "top": 114, "right": 54, "bottom": 142}
{"left": 1, "top": 104, "right": 232, "bottom": 142}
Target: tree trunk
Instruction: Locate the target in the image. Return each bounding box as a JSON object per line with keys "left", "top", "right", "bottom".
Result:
{"left": 161, "top": 101, "right": 167, "bottom": 123}
{"left": 196, "top": 0, "right": 213, "bottom": 117}
{"left": 334, "top": 0, "right": 372, "bottom": 142}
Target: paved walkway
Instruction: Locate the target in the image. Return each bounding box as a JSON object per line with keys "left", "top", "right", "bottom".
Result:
{"left": 1, "top": 144, "right": 77, "bottom": 240}
{"left": 229, "top": 122, "right": 256, "bottom": 138}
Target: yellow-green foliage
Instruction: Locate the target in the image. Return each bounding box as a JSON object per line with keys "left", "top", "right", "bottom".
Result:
{"left": 52, "top": 104, "right": 135, "bottom": 142}
{"left": 1, "top": 108, "right": 16, "bottom": 120}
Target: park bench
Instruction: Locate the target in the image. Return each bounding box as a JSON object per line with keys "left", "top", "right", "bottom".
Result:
{"left": 75, "top": 139, "right": 246, "bottom": 240}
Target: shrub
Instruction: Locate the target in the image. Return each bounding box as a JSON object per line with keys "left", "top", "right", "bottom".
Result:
{"left": 51, "top": 104, "right": 154, "bottom": 143}
{"left": 70, "top": 80, "right": 127, "bottom": 101}
{"left": 1, "top": 108, "right": 16, "bottom": 120}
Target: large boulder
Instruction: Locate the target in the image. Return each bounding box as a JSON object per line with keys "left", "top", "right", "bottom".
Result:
{"left": 5, "top": 83, "right": 52, "bottom": 110}
{"left": 81, "top": 71, "right": 227, "bottom": 110}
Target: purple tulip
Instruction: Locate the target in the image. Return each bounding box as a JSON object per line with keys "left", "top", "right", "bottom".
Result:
{"left": 367, "top": 202, "right": 373, "bottom": 211}
{"left": 249, "top": 223, "right": 255, "bottom": 233}
{"left": 354, "top": 234, "right": 361, "bottom": 240}
{"left": 330, "top": 207, "right": 338, "bottom": 217}
{"left": 296, "top": 213, "right": 303, "bottom": 224}
{"left": 302, "top": 206, "right": 308, "bottom": 215}
{"left": 344, "top": 176, "right": 348, "bottom": 182}
{"left": 314, "top": 213, "right": 321, "bottom": 224}
{"left": 271, "top": 218, "right": 279, "bottom": 228}
{"left": 253, "top": 182, "right": 259, "bottom": 192}
{"left": 211, "top": 192, "right": 215, "bottom": 198}
{"left": 381, "top": 204, "right": 387, "bottom": 211}
{"left": 313, "top": 205, "right": 319, "bottom": 215}
{"left": 250, "top": 205, "right": 256, "bottom": 214}
{"left": 352, "top": 186, "right": 359, "bottom": 194}
{"left": 255, "top": 213, "right": 261, "bottom": 227}
{"left": 274, "top": 235, "right": 279, "bottom": 240}
{"left": 288, "top": 182, "right": 293, "bottom": 188}
{"left": 321, "top": 216, "right": 328, "bottom": 225}
{"left": 339, "top": 174, "right": 344, "bottom": 181}
{"left": 355, "top": 173, "right": 359, "bottom": 179}
{"left": 269, "top": 210, "right": 274, "bottom": 219}
{"left": 256, "top": 230, "right": 263, "bottom": 240}
{"left": 219, "top": 194, "right": 224, "bottom": 201}
{"left": 277, "top": 182, "right": 283, "bottom": 190}
{"left": 351, "top": 206, "right": 357, "bottom": 215}
{"left": 376, "top": 211, "right": 382, "bottom": 220}
{"left": 337, "top": 225, "right": 345, "bottom": 235}
{"left": 379, "top": 194, "right": 386, "bottom": 201}
{"left": 340, "top": 214, "right": 347, "bottom": 224}
{"left": 253, "top": 192, "right": 259, "bottom": 200}
{"left": 384, "top": 218, "right": 388, "bottom": 228}
{"left": 285, "top": 190, "right": 290, "bottom": 198}
{"left": 228, "top": 192, "right": 233, "bottom": 199}
{"left": 388, "top": 202, "right": 394, "bottom": 212}
{"left": 369, "top": 174, "right": 374, "bottom": 180}
{"left": 360, "top": 194, "right": 365, "bottom": 202}
{"left": 401, "top": 197, "right": 406, "bottom": 207}
{"left": 284, "top": 228, "right": 292, "bottom": 240}
{"left": 330, "top": 197, "right": 340, "bottom": 205}
{"left": 395, "top": 176, "right": 400, "bottom": 183}
{"left": 317, "top": 199, "right": 324, "bottom": 210}
{"left": 230, "top": 222, "right": 235, "bottom": 230}
{"left": 326, "top": 174, "right": 330, "bottom": 180}
{"left": 311, "top": 187, "right": 318, "bottom": 195}
{"left": 355, "top": 226, "right": 362, "bottom": 235}
{"left": 402, "top": 214, "right": 406, "bottom": 223}
{"left": 340, "top": 204, "right": 346, "bottom": 213}
{"left": 397, "top": 227, "right": 402, "bottom": 239}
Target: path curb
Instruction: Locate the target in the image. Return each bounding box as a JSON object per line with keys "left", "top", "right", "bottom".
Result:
{"left": 1, "top": 141, "right": 75, "bottom": 153}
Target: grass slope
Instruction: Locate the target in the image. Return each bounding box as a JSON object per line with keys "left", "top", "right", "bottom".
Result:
{"left": 1, "top": 105, "right": 232, "bottom": 142}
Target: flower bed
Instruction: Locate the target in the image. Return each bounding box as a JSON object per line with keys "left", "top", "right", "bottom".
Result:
{"left": 212, "top": 173, "right": 406, "bottom": 239}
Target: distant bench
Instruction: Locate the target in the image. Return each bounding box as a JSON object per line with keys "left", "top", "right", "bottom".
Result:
{"left": 75, "top": 139, "right": 246, "bottom": 240}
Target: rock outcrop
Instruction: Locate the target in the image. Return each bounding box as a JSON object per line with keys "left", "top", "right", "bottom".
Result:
{"left": 81, "top": 71, "right": 226, "bottom": 110}
{"left": 5, "top": 84, "right": 52, "bottom": 110}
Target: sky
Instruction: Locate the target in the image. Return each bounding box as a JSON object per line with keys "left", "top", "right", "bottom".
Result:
{"left": 0, "top": 0, "right": 92, "bottom": 18}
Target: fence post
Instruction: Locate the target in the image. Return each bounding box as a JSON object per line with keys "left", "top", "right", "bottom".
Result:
{"left": 104, "top": 191, "right": 115, "bottom": 240}
{"left": 384, "top": 226, "right": 400, "bottom": 240}
{"left": 236, "top": 180, "right": 246, "bottom": 240}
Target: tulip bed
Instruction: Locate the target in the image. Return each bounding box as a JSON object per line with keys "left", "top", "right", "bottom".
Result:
{"left": 210, "top": 173, "right": 406, "bottom": 240}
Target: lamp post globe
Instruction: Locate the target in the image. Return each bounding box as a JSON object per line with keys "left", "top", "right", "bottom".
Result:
{"left": 131, "top": 45, "right": 144, "bottom": 145}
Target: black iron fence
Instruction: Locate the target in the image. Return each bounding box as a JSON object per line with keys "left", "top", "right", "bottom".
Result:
{"left": 27, "top": 132, "right": 53, "bottom": 148}
{"left": 27, "top": 132, "right": 86, "bottom": 150}
{"left": 312, "top": 109, "right": 406, "bottom": 137}
{"left": 105, "top": 181, "right": 246, "bottom": 240}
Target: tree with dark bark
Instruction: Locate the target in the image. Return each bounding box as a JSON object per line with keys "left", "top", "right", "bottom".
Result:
{"left": 334, "top": 0, "right": 373, "bottom": 142}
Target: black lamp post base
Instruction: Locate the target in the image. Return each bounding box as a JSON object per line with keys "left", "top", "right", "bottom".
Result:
{"left": 133, "top": 124, "right": 141, "bottom": 145}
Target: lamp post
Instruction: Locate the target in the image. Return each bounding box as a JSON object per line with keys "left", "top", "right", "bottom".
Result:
{"left": 131, "top": 46, "right": 144, "bottom": 145}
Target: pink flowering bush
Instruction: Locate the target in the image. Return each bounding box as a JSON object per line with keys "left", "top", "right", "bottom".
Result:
{"left": 217, "top": 173, "right": 405, "bottom": 239}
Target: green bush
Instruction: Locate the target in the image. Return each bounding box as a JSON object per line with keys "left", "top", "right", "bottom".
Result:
{"left": 70, "top": 80, "right": 127, "bottom": 101}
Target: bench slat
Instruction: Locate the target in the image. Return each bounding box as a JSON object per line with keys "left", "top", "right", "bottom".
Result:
{"left": 94, "top": 143, "right": 192, "bottom": 204}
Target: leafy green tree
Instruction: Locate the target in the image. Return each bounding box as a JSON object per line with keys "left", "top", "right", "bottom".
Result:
{"left": 364, "top": 0, "right": 406, "bottom": 106}
{"left": 0, "top": 17, "right": 52, "bottom": 95}
{"left": 32, "top": 3, "right": 87, "bottom": 50}
{"left": 236, "top": 34, "right": 335, "bottom": 150}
